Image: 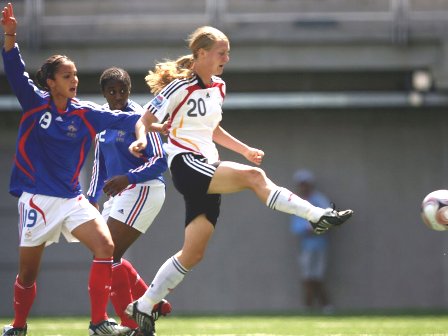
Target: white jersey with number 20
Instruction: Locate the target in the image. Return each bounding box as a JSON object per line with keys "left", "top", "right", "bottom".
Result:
{"left": 146, "top": 74, "right": 226, "bottom": 166}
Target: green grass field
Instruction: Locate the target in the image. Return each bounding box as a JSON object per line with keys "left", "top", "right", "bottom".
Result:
{"left": 1, "top": 313, "right": 448, "bottom": 336}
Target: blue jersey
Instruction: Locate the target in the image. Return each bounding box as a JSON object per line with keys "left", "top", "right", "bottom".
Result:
{"left": 3, "top": 44, "right": 141, "bottom": 198}
{"left": 87, "top": 100, "right": 167, "bottom": 203}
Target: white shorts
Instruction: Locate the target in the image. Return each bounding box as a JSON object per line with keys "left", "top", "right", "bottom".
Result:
{"left": 101, "top": 179, "right": 165, "bottom": 233}
{"left": 18, "top": 192, "right": 102, "bottom": 247}
{"left": 299, "top": 249, "right": 327, "bottom": 280}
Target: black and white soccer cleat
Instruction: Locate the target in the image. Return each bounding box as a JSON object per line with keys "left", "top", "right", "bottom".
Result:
{"left": 310, "top": 205, "right": 354, "bottom": 234}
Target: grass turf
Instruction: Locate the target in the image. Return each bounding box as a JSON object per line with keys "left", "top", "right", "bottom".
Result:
{"left": 1, "top": 314, "right": 448, "bottom": 335}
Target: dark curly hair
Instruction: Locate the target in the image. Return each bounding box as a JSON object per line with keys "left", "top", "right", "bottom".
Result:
{"left": 99, "top": 67, "right": 131, "bottom": 92}
{"left": 35, "top": 55, "right": 73, "bottom": 91}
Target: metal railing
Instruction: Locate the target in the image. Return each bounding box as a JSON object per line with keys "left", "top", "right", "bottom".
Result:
{"left": 1, "top": 91, "right": 448, "bottom": 112}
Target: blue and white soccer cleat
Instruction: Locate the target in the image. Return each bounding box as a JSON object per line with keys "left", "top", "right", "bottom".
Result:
{"left": 88, "top": 318, "right": 130, "bottom": 335}
{"left": 2, "top": 324, "right": 27, "bottom": 336}
{"left": 310, "top": 206, "right": 354, "bottom": 234}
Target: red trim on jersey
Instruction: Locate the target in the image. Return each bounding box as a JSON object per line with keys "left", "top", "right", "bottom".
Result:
{"left": 30, "top": 195, "right": 47, "bottom": 225}
{"left": 21, "top": 102, "right": 50, "bottom": 122}
{"left": 168, "top": 83, "right": 223, "bottom": 155}
{"left": 212, "top": 82, "right": 225, "bottom": 99}
{"left": 71, "top": 136, "right": 88, "bottom": 188}
{"left": 14, "top": 156, "right": 34, "bottom": 181}
{"left": 71, "top": 109, "right": 96, "bottom": 140}
{"left": 15, "top": 103, "right": 50, "bottom": 179}
{"left": 149, "top": 132, "right": 163, "bottom": 158}
{"left": 169, "top": 85, "right": 200, "bottom": 122}
{"left": 168, "top": 136, "right": 201, "bottom": 154}
{"left": 70, "top": 109, "right": 98, "bottom": 189}
{"left": 17, "top": 120, "right": 37, "bottom": 179}
{"left": 167, "top": 85, "right": 202, "bottom": 154}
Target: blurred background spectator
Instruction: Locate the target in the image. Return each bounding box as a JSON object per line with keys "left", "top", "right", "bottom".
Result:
{"left": 290, "top": 169, "right": 333, "bottom": 313}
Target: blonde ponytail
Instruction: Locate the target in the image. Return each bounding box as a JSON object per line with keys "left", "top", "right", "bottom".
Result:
{"left": 145, "top": 55, "right": 194, "bottom": 94}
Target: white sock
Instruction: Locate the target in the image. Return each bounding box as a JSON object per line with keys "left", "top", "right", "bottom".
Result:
{"left": 137, "top": 256, "right": 188, "bottom": 312}
{"left": 266, "top": 187, "right": 325, "bottom": 222}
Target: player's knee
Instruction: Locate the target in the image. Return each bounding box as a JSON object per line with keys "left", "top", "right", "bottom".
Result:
{"left": 17, "top": 272, "right": 37, "bottom": 287}
{"left": 190, "top": 252, "right": 205, "bottom": 267}
{"left": 183, "top": 250, "right": 206, "bottom": 269}
{"left": 93, "top": 239, "right": 115, "bottom": 258}
{"left": 243, "top": 167, "right": 267, "bottom": 189}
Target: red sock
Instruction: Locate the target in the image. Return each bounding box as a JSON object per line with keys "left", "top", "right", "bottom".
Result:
{"left": 111, "top": 263, "right": 138, "bottom": 329}
{"left": 121, "top": 259, "right": 148, "bottom": 298}
{"left": 12, "top": 277, "right": 36, "bottom": 328}
{"left": 89, "top": 258, "right": 112, "bottom": 324}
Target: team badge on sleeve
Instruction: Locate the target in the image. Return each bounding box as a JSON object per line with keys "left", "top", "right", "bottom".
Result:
{"left": 152, "top": 94, "right": 167, "bottom": 110}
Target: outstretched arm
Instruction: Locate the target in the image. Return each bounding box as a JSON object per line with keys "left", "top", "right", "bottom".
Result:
{"left": 1, "top": 3, "right": 17, "bottom": 52}
{"left": 129, "top": 111, "right": 165, "bottom": 158}
{"left": 213, "top": 125, "right": 264, "bottom": 165}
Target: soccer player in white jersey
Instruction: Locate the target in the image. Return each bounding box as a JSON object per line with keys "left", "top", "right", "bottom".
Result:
{"left": 125, "top": 26, "right": 354, "bottom": 335}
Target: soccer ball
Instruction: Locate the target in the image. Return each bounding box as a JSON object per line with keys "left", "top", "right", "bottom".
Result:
{"left": 421, "top": 190, "right": 448, "bottom": 231}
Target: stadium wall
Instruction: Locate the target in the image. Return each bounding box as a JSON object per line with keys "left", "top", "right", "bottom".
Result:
{"left": 1, "top": 107, "right": 448, "bottom": 316}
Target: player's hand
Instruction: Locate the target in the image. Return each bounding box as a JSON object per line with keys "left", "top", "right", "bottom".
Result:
{"left": 1, "top": 3, "right": 17, "bottom": 33}
{"left": 160, "top": 121, "right": 170, "bottom": 136}
{"left": 244, "top": 147, "right": 264, "bottom": 165}
{"left": 103, "top": 175, "right": 130, "bottom": 197}
{"left": 151, "top": 122, "right": 170, "bottom": 136}
{"left": 129, "top": 138, "right": 147, "bottom": 158}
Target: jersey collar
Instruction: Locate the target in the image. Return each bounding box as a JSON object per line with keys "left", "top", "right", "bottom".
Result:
{"left": 194, "top": 74, "right": 213, "bottom": 89}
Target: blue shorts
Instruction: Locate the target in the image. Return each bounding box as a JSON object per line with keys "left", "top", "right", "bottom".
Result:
{"left": 299, "top": 248, "right": 327, "bottom": 280}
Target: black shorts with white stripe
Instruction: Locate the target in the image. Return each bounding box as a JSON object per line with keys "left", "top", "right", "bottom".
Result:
{"left": 170, "top": 153, "right": 221, "bottom": 226}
